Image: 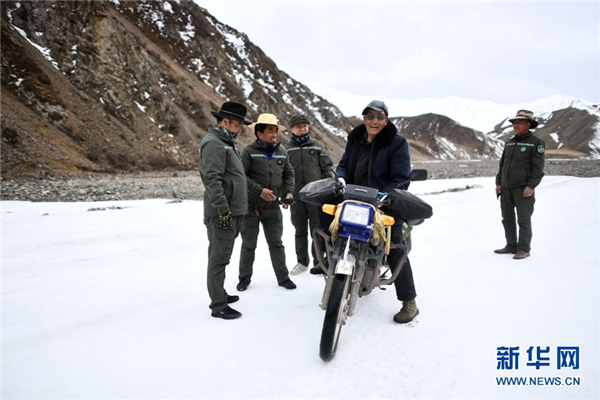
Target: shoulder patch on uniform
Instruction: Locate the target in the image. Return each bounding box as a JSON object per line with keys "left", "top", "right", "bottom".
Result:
{"left": 537, "top": 145, "right": 545, "bottom": 154}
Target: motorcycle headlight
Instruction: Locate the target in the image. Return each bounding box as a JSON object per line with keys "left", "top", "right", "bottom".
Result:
{"left": 340, "top": 202, "right": 373, "bottom": 227}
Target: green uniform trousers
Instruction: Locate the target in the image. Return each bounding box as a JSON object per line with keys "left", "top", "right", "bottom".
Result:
{"left": 500, "top": 186, "right": 535, "bottom": 252}
{"left": 290, "top": 200, "right": 320, "bottom": 267}
{"left": 239, "top": 204, "right": 290, "bottom": 284}
{"left": 205, "top": 215, "right": 243, "bottom": 312}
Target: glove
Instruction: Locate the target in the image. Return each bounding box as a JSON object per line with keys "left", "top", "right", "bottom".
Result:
{"left": 378, "top": 192, "right": 389, "bottom": 203}
{"left": 338, "top": 177, "right": 346, "bottom": 188}
{"left": 279, "top": 197, "right": 295, "bottom": 205}
{"left": 219, "top": 212, "right": 232, "bottom": 229}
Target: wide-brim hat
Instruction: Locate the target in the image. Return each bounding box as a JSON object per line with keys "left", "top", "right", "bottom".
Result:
{"left": 508, "top": 109, "right": 538, "bottom": 129}
{"left": 249, "top": 113, "right": 286, "bottom": 132}
{"left": 211, "top": 101, "right": 253, "bottom": 125}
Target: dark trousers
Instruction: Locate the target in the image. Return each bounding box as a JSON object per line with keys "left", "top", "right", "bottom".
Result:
{"left": 500, "top": 186, "right": 535, "bottom": 252}
{"left": 290, "top": 200, "right": 320, "bottom": 266}
{"left": 388, "top": 224, "right": 417, "bottom": 301}
{"left": 205, "top": 215, "right": 243, "bottom": 312}
{"left": 239, "top": 204, "right": 289, "bottom": 284}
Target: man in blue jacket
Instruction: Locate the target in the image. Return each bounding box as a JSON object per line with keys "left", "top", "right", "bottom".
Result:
{"left": 335, "top": 100, "right": 418, "bottom": 324}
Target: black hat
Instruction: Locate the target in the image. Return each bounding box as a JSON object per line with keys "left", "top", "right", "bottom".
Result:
{"left": 362, "top": 100, "right": 389, "bottom": 117}
{"left": 211, "top": 101, "right": 253, "bottom": 125}
{"left": 290, "top": 114, "right": 310, "bottom": 128}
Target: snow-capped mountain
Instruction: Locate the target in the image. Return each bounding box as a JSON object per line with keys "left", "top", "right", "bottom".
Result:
{"left": 313, "top": 86, "right": 598, "bottom": 134}
{"left": 313, "top": 85, "right": 600, "bottom": 159}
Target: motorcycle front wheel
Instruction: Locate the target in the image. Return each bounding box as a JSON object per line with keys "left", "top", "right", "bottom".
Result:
{"left": 319, "top": 273, "right": 351, "bottom": 361}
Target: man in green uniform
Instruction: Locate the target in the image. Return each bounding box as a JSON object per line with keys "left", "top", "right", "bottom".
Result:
{"left": 237, "top": 113, "right": 297, "bottom": 291}
{"left": 495, "top": 110, "right": 545, "bottom": 260}
{"left": 200, "top": 101, "right": 252, "bottom": 320}
{"left": 284, "top": 115, "right": 334, "bottom": 275}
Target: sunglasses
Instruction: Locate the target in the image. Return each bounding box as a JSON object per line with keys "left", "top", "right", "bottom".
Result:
{"left": 365, "top": 113, "right": 387, "bottom": 121}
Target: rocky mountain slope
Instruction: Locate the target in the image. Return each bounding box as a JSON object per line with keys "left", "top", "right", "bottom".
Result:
{"left": 1, "top": 0, "right": 350, "bottom": 179}
{"left": 392, "top": 113, "right": 503, "bottom": 160}
{"left": 392, "top": 103, "right": 600, "bottom": 161}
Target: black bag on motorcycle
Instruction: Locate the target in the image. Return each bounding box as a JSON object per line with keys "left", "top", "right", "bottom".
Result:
{"left": 298, "top": 178, "right": 343, "bottom": 206}
{"left": 298, "top": 178, "right": 343, "bottom": 233}
{"left": 387, "top": 189, "right": 433, "bottom": 226}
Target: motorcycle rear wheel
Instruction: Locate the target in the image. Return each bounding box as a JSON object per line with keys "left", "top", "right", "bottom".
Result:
{"left": 319, "top": 273, "right": 351, "bottom": 361}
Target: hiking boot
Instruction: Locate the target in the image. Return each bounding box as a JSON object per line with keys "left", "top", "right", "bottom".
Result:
{"left": 226, "top": 294, "right": 239, "bottom": 304}
{"left": 290, "top": 263, "right": 308, "bottom": 275}
{"left": 393, "top": 299, "right": 419, "bottom": 324}
{"left": 310, "top": 266, "right": 325, "bottom": 275}
{"left": 494, "top": 246, "right": 517, "bottom": 254}
{"left": 513, "top": 250, "right": 530, "bottom": 260}
{"left": 279, "top": 278, "right": 297, "bottom": 290}
{"left": 236, "top": 279, "right": 250, "bottom": 291}
{"left": 211, "top": 306, "right": 242, "bottom": 320}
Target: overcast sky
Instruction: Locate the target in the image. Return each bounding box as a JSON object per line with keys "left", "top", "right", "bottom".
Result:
{"left": 195, "top": 1, "right": 599, "bottom": 105}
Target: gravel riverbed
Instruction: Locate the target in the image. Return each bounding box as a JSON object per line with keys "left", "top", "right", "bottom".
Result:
{"left": 2, "top": 159, "right": 599, "bottom": 203}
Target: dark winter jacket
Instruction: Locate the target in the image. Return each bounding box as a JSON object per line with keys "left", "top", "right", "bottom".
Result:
{"left": 496, "top": 131, "right": 545, "bottom": 189}
{"left": 284, "top": 136, "right": 334, "bottom": 195}
{"left": 242, "top": 140, "right": 295, "bottom": 207}
{"left": 199, "top": 125, "right": 248, "bottom": 217}
{"left": 336, "top": 122, "right": 411, "bottom": 193}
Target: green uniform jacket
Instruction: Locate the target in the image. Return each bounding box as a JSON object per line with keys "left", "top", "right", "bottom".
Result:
{"left": 284, "top": 136, "right": 334, "bottom": 195}
{"left": 199, "top": 126, "right": 248, "bottom": 217}
{"left": 496, "top": 131, "right": 545, "bottom": 189}
{"left": 241, "top": 141, "right": 295, "bottom": 207}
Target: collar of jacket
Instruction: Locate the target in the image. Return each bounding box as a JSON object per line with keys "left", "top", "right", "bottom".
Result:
{"left": 511, "top": 131, "right": 532, "bottom": 141}
{"left": 347, "top": 122, "right": 398, "bottom": 147}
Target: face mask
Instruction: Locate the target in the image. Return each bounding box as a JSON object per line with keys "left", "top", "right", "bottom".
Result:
{"left": 257, "top": 138, "right": 278, "bottom": 150}
{"left": 214, "top": 124, "right": 238, "bottom": 141}
{"left": 292, "top": 133, "right": 310, "bottom": 144}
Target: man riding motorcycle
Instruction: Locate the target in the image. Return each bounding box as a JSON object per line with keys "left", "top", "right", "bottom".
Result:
{"left": 334, "top": 100, "right": 419, "bottom": 324}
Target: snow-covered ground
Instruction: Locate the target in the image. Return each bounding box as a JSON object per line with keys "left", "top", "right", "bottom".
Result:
{"left": 2, "top": 176, "right": 599, "bottom": 399}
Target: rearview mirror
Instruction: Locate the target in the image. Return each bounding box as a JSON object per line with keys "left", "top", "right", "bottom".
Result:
{"left": 319, "top": 154, "right": 334, "bottom": 169}
{"left": 409, "top": 169, "right": 428, "bottom": 182}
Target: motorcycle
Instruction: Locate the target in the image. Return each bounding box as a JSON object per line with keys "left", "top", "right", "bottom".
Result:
{"left": 298, "top": 155, "right": 433, "bottom": 361}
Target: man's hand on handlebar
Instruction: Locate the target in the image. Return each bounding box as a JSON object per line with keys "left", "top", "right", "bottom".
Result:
{"left": 280, "top": 194, "right": 294, "bottom": 209}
